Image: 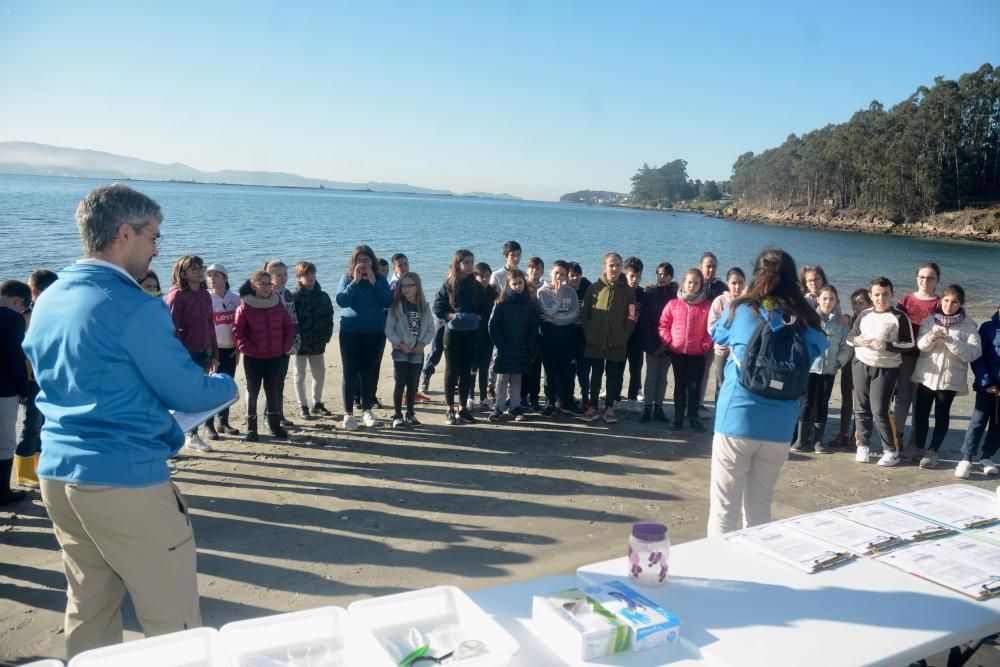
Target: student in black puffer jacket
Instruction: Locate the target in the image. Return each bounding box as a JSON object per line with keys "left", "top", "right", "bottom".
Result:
{"left": 292, "top": 261, "right": 334, "bottom": 418}
{"left": 488, "top": 269, "right": 539, "bottom": 422}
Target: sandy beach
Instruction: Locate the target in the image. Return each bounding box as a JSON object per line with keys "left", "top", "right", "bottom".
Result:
{"left": 3, "top": 321, "right": 1000, "bottom": 664}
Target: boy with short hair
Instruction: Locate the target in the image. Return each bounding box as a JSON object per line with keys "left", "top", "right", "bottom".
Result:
{"left": 389, "top": 253, "right": 409, "bottom": 292}
{"left": 14, "top": 269, "right": 58, "bottom": 487}
{"left": 623, "top": 257, "right": 645, "bottom": 412}
{"left": 0, "top": 280, "right": 32, "bottom": 505}
{"left": 292, "top": 261, "right": 335, "bottom": 418}
{"left": 489, "top": 240, "right": 523, "bottom": 292}
{"left": 848, "top": 277, "right": 915, "bottom": 467}
{"left": 522, "top": 257, "right": 545, "bottom": 411}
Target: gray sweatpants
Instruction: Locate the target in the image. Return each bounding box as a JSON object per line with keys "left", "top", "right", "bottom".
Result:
{"left": 852, "top": 359, "right": 899, "bottom": 453}
{"left": 642, "top": 353, "right": 671, "bottom": 407}
{"left": 293, "top": 353, "right": 326, "bottom": 406}
{"left": 496, "top": 373, "right": 522, "bottom": 413}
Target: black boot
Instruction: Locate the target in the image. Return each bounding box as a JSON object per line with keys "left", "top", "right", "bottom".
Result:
{"left": 0, "top": 458, "right": 28, "bottom": 506}
{"left": 653, "top": 405, "right": 668, "bottom": 422}
{"left": 218, "top": 413, "right": 240, "bottom": 435}
{"left": 204, "top": 417, "right": 220, "bottom": 441}
{"left": 640, "top": 406, "right": 652, "bottom": 423}
{"left": 244, "top": 416, "right": 259, "bottom": 442}
{"left": 814, "top": 422, "right": 829, "bottom": 453}
{"left": 793, "top": 421, "right": 814, "bottom": 452}
{"left": 689, "top": 416, "right": 706, "bottom": 432}
{"left": 267, "top": 412, "right": 289, "bottom": 439}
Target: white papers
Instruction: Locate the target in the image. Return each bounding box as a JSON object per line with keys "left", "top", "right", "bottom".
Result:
{"left": 875, "top": 537, "right": 1000, "bottom": 600}
{"left": 882, "top": 490, "right": 997, "bottom": 530}
{"left": 834, "top": 502, "right": 954, "bottom": 541}
{"left": 921, "top": 486, "right": 1000, "bottom": 523}
{"left": 171, "top": 394, "right": 239, "bottom": 432}
{"left": 726, "top": 523, "right": 852, "bottom": 573}
{"left": 784, "top": 511, "right": 903, "bottom": 556}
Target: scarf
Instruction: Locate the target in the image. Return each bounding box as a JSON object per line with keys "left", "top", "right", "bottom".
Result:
{"left": 679, "top": 284, "right": 707, "bottom": 305}
{"left": 933, "top": 307, "right": 965, "bottom": 328}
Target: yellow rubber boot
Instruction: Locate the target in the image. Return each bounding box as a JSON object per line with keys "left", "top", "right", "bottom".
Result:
{"left": 14, "top": 454, "right": 39, "bottom": 486}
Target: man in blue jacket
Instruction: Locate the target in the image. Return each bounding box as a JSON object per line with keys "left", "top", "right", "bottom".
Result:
{"left": 23, "top": 184, "right": 237, "bottom": 658}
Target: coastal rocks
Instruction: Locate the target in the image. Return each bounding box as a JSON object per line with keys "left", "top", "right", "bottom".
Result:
{"left": 719, "top": 205, "right": 1000, "bottom": 243}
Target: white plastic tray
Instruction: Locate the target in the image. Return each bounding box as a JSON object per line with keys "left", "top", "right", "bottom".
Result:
{"left": 348, "top": 585, "right": 520, "bottom": 667}
{"left": 221, "top": 605, "right": 393, "bottom": 666}
{"left": 67, "top": 627, "right": 228, "bottom": 667}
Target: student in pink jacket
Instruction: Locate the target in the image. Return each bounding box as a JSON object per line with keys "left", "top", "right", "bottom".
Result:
{"left": 660, "top": 268, "right": 713, "bottom": 431}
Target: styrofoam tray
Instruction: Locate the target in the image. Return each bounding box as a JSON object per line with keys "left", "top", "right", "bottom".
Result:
{"left": 221, "top": 605, "right": 393, "bottom": 667}
{"left": 68, "top": 627, "right": 228, "bottom": 667}
{"left": 348, "top": 585, "right": 519, "bottom": 667}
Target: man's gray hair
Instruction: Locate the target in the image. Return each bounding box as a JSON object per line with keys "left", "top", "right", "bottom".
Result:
{"left": 76, "top": 183, "right": 163, "bottom": 255}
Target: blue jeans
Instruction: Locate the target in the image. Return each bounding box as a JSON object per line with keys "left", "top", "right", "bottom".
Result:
{"left": 960, "top": 391, "right": 1000, "bottom": 461}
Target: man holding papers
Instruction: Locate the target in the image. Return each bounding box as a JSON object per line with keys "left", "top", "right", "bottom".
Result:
{"left": 23, "top": 184, "right": 237, "bottom": 659}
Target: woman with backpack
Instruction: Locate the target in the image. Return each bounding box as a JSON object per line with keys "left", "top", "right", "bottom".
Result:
{"left": 707, "top": 248, "right": 829, "bottom": 536}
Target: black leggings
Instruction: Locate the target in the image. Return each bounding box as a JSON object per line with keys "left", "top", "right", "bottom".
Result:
{"left": 470, "top": 337, "right": 493, "bottom": 401}
{"left": 393, "top": 361, "right": 422, "bottom": 416}
{"left": 672, "top": 353, "right": 706, "bottom": 422}
{"left": 541, "top": 322, "right": 577, "bottom": 405}
{"left": 444, "top": 328, "right": 477, "bottom": 408}
{"left": 244, "top": 355, "right": 283, "bottom": 417}
{"left": 626, "top": 338, "right": 644, "bottom": 400}
{"left": 913, "top": 384, "right": 957, "bottom": 452}
{"left": 218, "top": 347, "right": 238, "bottom": 423}
{"left": 589, "top": 358, "right": 625, "bottom": 409}
{"left": 340, "top": 331, "right": 385, "bottom": 413}
{"left": 800, "top": 373, "right": 837, "bottom": 424}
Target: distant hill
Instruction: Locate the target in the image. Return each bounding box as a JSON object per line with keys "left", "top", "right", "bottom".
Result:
{"left": 559, "top": 189, "right": 627, "bottom": 204}
{"left": 0, "top": 141, "right": 521, "bottom": 199}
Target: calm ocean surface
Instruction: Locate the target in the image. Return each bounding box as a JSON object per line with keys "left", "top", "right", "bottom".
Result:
{"left": 2, "top": 173, "right": 997, "bottom": 309}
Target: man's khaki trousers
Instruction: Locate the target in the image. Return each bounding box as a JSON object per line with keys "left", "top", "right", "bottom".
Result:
{"left": 40, "top": 479, "right": 201, "bottom": 658}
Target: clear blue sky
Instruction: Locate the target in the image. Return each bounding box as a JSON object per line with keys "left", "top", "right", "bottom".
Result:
{"left": 2, "top": 0, "right": 998, "bottom": 200}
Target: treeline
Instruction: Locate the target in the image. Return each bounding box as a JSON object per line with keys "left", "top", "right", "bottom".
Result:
{"left": 730, "top": 63, "right": 1000, "bottom": 221}
{"left": 560, "top": 189, "right": 625, "bottom": 204}
{"left": 629, "top": 159, "right": 728, "bottom": 205}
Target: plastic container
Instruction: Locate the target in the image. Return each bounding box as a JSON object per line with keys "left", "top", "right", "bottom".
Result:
{"left": 628, "top": 521, "right": 670, "bottom": 587}
{"left": 347, "top": 585, "right": 520, "bottom": 666}
{"left": 68, "top": 627, "right": 228, "bottom": 667}
{"left": 221, "top": 606, "right": 394, "bottom": 667}
{"left": 17, "top": 661, "right": 64, "bottom": 667}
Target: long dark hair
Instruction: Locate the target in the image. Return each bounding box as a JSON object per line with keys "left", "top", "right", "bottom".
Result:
{"left": 726, "top": 247, "right": 822, "bottom": 331}
{"left": 171, "top": 255, "right": 206, "bottom": 291}
{"left": 447, "top": 249, "right": 479, "bottom": 310}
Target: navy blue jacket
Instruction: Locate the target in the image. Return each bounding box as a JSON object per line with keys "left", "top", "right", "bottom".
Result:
{"left": 488, "top": 290, "right": 539, "bottom": 374}
{"left": 639, "top": 284, "right": 677, "bottom": 354}
{"left": 972, "top": 310, "right": 1000, "bottom": 392}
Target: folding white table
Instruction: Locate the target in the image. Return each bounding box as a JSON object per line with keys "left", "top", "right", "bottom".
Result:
{"left": 469, "top": 484, "right": 1000, "bottom": 666}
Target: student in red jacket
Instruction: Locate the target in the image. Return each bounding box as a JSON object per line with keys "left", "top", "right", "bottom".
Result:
{"left": 659, "top": 268, "right": 713, "bottom": 431}
{"left": 164, "top": 255, "right": 219, "bottom": 450}
{"left": 234, "top": 271, "right": 294, "bottom": 442}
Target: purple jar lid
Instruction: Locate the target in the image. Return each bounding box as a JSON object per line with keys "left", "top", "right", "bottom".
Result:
{"left": 632, "top": 521, "right": 667, "bottom": 541}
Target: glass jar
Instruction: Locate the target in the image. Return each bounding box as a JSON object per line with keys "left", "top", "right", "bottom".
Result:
{"left": 628, "top": 521, "right": 669, "bottom": 587}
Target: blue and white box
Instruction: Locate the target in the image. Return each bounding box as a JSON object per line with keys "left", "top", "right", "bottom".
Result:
{"left": 582, "top": 580, "right": 680, "bottom": 651}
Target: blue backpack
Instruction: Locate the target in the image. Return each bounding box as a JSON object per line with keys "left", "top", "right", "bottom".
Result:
{"left": 734, "top": 311, "right": 810, "bottom": 400}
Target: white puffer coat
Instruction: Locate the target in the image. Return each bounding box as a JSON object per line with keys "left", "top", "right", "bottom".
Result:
{"left": 913, "top": 314, "right": 982, "bottom": 394}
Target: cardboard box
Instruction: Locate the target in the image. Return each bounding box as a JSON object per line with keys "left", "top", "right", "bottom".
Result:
{"left": 531, "top": 588, "right": 630, "bottom": 662}
{"left": 581, "top": 580, "right": 680, "bottom": 651}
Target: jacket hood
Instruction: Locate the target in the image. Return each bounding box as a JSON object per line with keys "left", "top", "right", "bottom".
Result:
{"left": 294, "top": 281, "right": 323, "bottom": 296}
{"left": 503, "top": 288, "right": 528, "bottom": 304}
{"left": 243, "top": 293, "right": 280, "bottom": 308}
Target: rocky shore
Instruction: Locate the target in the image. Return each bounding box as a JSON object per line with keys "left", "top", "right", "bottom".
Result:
{"left": 710, "top": 204, "right": 1000, "bottom": 243}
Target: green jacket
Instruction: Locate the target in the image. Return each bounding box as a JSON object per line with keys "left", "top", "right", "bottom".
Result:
{"left": 582, "top": 274, "right": 637, "bottom": 362}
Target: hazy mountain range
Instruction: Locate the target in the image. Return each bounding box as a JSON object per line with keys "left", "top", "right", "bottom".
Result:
{"left": 0, "top": 141, "right": 520, "bottom": 199}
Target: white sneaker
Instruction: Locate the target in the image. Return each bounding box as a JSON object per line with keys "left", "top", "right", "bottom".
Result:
{"left": 599, "top": 389, "right": 607, "bottom": 400}
{"left": 982, "top": 459, "right": 999, "bottom": 476}
{"left": 854, "top": 446, "right": 870, "bottom": 463}
{"left": 183, "top": 433, "right": 212, "bottom": 453}
{"left": 636, "top": 391, "right": 645, "bottom": 403}
{"left": 466, "top": 397, "right": 475, "bottom": 410}
{"left": 362, "top": 410, "right": 377, "bottom": 427}
{"left": 877, "top": 451, "right": 900, "bottom": 467}
{"left": 955, "top": 460, "right": 972, "bottom": 479}
{"left": 626, "top": 399, "right": 642, "bottom": 413}
{"left": 342, "top": 415, "right": 358, "bottom": 431}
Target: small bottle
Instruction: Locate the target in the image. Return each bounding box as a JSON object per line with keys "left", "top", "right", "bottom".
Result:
{"left": 628, "top": 521, "right": 669, "bottom": 587}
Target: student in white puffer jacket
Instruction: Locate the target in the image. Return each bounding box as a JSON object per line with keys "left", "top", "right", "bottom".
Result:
{"left": 912, "top": 284, "right": 982, "bottom": 469}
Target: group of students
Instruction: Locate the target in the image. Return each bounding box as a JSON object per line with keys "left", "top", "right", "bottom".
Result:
{"left": 3, "top": 239, "right": 998, "bottom": 487}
